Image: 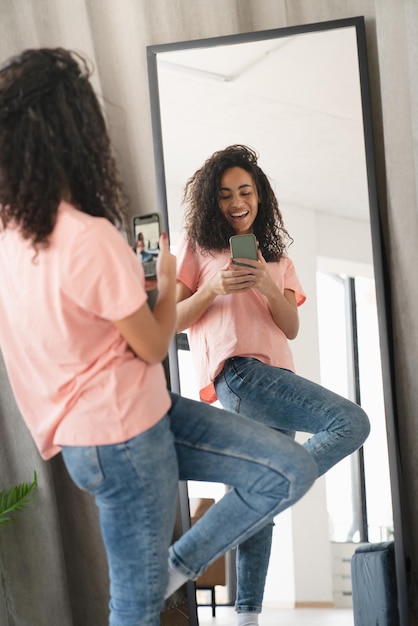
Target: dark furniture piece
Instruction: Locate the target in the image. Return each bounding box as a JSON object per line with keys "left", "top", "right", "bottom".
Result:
{"left": 351, "top": 541, "right": 398, "bottom": 625}
{"left": 190, "top": 498, "right": 227, "bottom": 617}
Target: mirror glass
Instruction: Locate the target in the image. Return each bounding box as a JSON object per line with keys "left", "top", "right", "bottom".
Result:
{"left": 148, "top": 18, "right": 393, "bottom": 615}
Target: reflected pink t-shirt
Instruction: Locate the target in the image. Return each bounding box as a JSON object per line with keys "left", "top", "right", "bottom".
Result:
{"left": 0, "top": 202, "right": 171, "bottom": 459}
{"left": 176, "top": 233, "right": 306, "bottom": 403}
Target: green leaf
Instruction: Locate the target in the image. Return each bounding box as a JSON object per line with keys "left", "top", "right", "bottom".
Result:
{"left": 0, "top": 471, "right": 37, "bottom": 527}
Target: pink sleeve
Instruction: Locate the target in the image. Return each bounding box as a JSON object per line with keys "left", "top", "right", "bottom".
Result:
{"left": 176, "top": 233, "right": 200, "bottom": 294}
{"left": 283, "top": 255, "right": 306, "bottom": 307}
{"left": 62, "top": 218, "right": 147, "bottom": 320}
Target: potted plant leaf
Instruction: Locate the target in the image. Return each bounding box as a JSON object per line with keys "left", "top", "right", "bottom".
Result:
{"left": 0, "top": 471, "right": 37, "bottom": 526}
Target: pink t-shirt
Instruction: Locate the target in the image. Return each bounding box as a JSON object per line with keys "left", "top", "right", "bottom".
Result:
{"left": 176, "top": 233, "right": 306, "bottom": 402}
{"left": 0, "top": 202, "right": 171, "bottom": 459}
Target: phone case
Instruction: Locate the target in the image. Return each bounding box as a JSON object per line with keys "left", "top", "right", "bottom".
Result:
{"left": 229, "top": 234, "right": 258, "bottom": 262}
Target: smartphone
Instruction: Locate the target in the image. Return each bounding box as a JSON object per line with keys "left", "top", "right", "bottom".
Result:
{"left": 132, "top": 213, "right": 161, "bottom": 279}
{"left": 229, "top": 234, "right": 258, "bottom": 267}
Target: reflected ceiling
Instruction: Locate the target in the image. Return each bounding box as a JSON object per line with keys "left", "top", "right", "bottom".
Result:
{"left": 155, "top": 26, "right": 369, "bottom": 237}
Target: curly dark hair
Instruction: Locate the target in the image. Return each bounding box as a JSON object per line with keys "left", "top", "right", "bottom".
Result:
{"left": 182, "top": 144, "right": 292, "bottom": 262}
{"left": 0, "top": 48, "right": 128, "bottom": 248}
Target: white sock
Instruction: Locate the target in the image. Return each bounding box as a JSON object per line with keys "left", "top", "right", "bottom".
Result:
{"left": 237, "top": 612, "right": 259, "bottom": 626}
{"left": 164, "top": 559, "right": 189, "bottom": 599}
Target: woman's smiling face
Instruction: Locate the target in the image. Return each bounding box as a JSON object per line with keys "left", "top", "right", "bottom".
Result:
{"left": 218, "top": 167, "right": 259, "bottom": 234}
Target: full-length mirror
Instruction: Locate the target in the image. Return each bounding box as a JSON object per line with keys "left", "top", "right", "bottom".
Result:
{"left": 148, "top": 17, "right": 402, "bottom": 622}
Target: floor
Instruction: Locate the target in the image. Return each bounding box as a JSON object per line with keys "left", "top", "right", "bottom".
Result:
{"left": 197, "top": 605, "right": 354, "bottom": 626}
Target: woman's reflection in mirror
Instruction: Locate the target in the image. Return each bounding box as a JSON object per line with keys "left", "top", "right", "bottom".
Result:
{"left": 176, "top": 144, "right": 371, "bottom": 626}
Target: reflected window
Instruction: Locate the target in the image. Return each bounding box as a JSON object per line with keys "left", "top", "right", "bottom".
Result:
{"left": 317, "top": 271, "right": 393, "bottom": 543}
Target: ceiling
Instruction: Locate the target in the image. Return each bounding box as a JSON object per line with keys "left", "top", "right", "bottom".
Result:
{"left": 153, "top": 25, "right": 371, "bottom": 240}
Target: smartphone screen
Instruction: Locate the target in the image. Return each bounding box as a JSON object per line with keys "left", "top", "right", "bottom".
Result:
{"left": 132, "top": 213, "right": 161, "bottom": 278}
{"left": 229, "top": 234, "right": 258, "bottom": 265}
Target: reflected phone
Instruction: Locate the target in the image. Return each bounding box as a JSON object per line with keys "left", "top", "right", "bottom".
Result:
{"left": 229, "top": 234, "right": 258, "bottom": 267}
{"left": 132, "top": 213, "right": 161, "bottom": 279}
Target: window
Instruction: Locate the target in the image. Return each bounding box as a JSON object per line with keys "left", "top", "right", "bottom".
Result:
{"left": 317, "top": 271, "right": 393, "bottom": 543}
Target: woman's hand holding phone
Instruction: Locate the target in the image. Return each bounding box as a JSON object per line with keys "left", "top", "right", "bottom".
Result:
{"left": 156, "top": 233, "right": 176, "bottom": 291}
{"left": 111, "top": 232, "right": 176, "bottom": 363}
{"left": 204, "top": 259, "right": 256, "bottom": 296}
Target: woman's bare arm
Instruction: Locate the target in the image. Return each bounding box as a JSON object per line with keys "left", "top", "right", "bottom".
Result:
{"left": 112, "top": 233, "right": 177, "bottom": 363}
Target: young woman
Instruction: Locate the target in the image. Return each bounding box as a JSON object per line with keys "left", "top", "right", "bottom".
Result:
{"left": 176, "top": 144, "right": 371, "bottom": 626}
{"left": 0, "top": 52, "right": 317, "bottom": 626}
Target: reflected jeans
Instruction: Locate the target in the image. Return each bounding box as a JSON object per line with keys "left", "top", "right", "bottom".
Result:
{"left": 61, "top": 391, "right": 316, "bottom": 626}
{"left": 215, "top": 356, "right": 370, "bottom": 614}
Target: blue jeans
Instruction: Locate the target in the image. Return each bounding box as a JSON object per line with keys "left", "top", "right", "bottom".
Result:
{"left": 214, "top": 356, "right": 371, "bottom": 614}
{"left": 61, "top": 391, "right": 316, "bottom": 626}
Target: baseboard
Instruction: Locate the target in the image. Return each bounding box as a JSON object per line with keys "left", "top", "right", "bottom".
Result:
{"left": 294, "top": 601, "right": 335, "bottom": 609}
{"left": 263, "top": 600, "right": 335, "bottom": 610}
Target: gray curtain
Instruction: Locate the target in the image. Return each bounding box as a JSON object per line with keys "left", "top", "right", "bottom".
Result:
{"left": 0, "top": 348, "right": 108, "bottom": 625}
{"left": 1, "top": 0, "right": 417, "bottom": 624}
{"left": 372, "top": 0, "right": 418, "bottom": 621}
